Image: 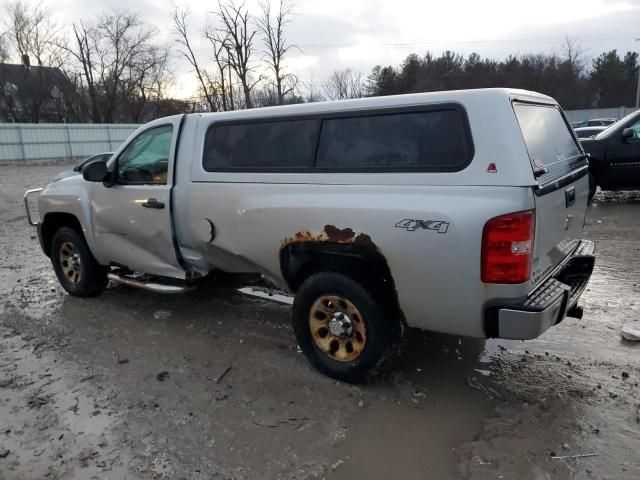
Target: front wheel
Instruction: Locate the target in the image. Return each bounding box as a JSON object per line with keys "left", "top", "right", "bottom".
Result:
{"left": 292, "top": 272, "right": 394, "bottom": 383}
{"left": 51, "top": 227, "right": 109, "bottom": 297}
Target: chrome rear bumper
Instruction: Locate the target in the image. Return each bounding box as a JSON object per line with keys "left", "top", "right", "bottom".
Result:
{"left": 485, "top": 240, "right": 596, "bottom": 339}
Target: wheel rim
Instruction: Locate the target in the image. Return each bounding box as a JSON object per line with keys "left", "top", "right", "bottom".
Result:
{"left": 309, "top": 295, "right": 367, "bottom": 362}
{"left": 59, "top": 241, "right": 82, "bottom": 285}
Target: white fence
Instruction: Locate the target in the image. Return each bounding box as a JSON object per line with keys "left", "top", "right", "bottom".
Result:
{"left": 564, "top": 107, "right": 638, "bottom": 123}
{"left": 0, "top": 123, "right": 139, "bottom": 164}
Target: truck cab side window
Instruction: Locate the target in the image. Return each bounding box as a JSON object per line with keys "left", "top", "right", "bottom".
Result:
{"left": 116, "top": 125, "right": 173, "bottom": 185}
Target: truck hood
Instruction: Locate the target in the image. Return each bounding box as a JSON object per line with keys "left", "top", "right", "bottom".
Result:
{"left": 52, "top": 169, "right": 81, "bottom": 182}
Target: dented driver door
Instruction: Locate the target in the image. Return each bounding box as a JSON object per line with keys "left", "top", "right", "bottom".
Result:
{"left": 90, "top": 118, "right": 185, "bottom": 278}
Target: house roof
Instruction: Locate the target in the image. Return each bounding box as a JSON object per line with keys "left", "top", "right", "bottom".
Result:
{"left": 0, "top": 63, "right": 73, "bottom": 97}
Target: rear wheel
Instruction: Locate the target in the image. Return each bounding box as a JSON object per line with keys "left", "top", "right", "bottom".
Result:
{"left": 292, "top": 272, "right": 394, "bottom": 383}
{"left": 51, "top": 227, "right": 109, "bottom": 297}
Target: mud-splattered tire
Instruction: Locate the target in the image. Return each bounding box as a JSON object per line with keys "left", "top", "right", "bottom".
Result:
{"left": 51, "top": 227, "right": 109, "bottom": 297}
{"left": 292, "top": 272, "right": 393, "bottom": 383}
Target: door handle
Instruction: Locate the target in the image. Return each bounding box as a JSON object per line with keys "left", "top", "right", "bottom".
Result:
{"left": 141, "top": 198, "right": 165, "bottom": 209}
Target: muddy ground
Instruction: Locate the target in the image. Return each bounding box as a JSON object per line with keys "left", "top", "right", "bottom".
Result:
{"left": 0, "top": 163, "right": 639, "bottom": 480}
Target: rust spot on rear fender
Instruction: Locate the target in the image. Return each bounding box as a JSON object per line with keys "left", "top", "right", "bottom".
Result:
{"left": 282, "top": 225, "right": 377, "bottom": 250}
{"left": 353, "top": 232, "right": 375, "bottom": 249}
{"left": 324, "top": 225, "right": 355, "bottom": 242}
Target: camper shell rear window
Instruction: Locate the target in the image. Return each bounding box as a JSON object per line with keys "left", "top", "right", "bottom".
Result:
{"left": 513, "top": 102, "right": 585, "bottom": 179}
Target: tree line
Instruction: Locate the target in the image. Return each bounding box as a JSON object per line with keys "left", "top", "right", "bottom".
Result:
{"left": 365, "top": 44, "right": 639, "bottom": 110}
{"left": 0, "top": 0, "right": 638, "bottom": 123}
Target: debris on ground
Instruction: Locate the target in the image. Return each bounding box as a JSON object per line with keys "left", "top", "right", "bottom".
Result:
{"left": 137, "top": 399, "right": 160, "bottom": 410}
{"left": 78, "top": 449, "right": 99, "bottom": 467}
{"left": 0, "top": 377, "right": 16, "bottom": 388}
{"left": 465, "top": 376, "right": 502, "bottom": 400}
{"left": 113, "top": 352, "right": 129, "bottom": 365}
{"left": 0, "top": 449, "right": 9, "bottom": 458}
{"left": 621, "top": 324, "right": 640, "bottom": 341}
{"left": 551, "top": 453, "right": 598, "bottom": 460}
{"left": 156, "top": 371, "right": 170, "bottom": 382}
{"left": 214, "top": 366, "right": 232, "bottom": 384}
{"left": 153, "top": 310, "right": 172, "bottom": 321}
{"left": 27, "top": 394, "right": 49, "bottom": 408}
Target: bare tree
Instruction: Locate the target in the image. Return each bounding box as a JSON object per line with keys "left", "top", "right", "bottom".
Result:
{"left": 68, "top": 21, "right": 101, "bottom": 122}
{"left": 304, "top": 76, "right": 322, "bottom": 103}
{"left": 97, "top": 11, "right": 157, "bottom": 122}
{"left": 172, "top": 6, "right": 217, "bottom": 111}
{"left": 562, "top": 36, "right": 586, "bottom": 77}
{"left": 217, "top": 1, "right": 260, "bottom": 108}
{"left": 126, "top": 44, "right": 172, "bottom": 122}
{"left": 63, "top": 10, "right": 171, "bottom": 122}
{"left": 204, "top": 23, "right": 231, "bottom": 111}
{"left": 7, "top": 1, "right": 66, "bottom": 68}
{"left": 322, "top": 68, "right": 364, "bottom": 100}
{"left": 0, "top": 29, "right": 9, "bottom": 62}
{"left": 257, "top": 0, "right": 296, "bottom": 104}
{"left": 148, "top": 48, "right": 174, "bottom": 118}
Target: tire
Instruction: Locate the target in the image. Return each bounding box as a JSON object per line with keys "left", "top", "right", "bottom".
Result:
{"left": 50, "top": 227, "right": 109, "bottom": 297}
{"left": 292, "top": 272, "right": 394, "bottom": 383}
{"left": 588, "top": 173, "right": 597, "bottom": 204}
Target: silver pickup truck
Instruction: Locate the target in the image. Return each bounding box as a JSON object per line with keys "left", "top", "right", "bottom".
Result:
{"left": 25, "top": 88, "right": 595, "bottom": 382}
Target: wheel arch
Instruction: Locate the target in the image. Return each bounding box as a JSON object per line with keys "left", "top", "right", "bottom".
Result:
{"left": 41, "top": 212, "right": 85, "bottom": 257}
{"left": 279, "top": 227, "right": 403, "bottom": 322}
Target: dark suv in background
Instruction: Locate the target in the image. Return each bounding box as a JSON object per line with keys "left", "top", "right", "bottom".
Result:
{"left": 581, "top": 110, "right": 640, "bottom": 200}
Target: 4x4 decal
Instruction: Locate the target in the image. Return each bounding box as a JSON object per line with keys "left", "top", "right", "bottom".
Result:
{"left": 395, "top": 219, "right": 450, "bottom": 234}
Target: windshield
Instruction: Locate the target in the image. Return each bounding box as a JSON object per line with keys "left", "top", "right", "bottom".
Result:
{"left": 594, "top": 111, "right": 639, "bottom": 140}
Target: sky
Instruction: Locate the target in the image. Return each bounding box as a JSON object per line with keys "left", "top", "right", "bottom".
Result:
{"left": 18, "top": 0, "right": 640, "bottom": 98}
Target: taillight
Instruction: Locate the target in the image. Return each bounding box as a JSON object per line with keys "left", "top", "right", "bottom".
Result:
{"left": 481, "top": 209, "right": 535, "bottom": 284}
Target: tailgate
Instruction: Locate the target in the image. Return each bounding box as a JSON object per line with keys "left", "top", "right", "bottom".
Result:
{"left": 513, "top": 102, "right": 589, "bottom": 286}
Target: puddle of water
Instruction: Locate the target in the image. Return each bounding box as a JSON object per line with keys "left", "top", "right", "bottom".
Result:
{"left": 327, "top": 331, "right": 496, "bottom": 480}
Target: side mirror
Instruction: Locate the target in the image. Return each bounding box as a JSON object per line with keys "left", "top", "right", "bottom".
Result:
{"left": 621, "top": 128, "right": 635, "bottom": 141}
{"left": 82, "top": 159, "right": 108, "bottom": 182}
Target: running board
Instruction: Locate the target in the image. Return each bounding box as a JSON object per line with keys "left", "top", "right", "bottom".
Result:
{"left": 237, "top": 286, "right": 293, "bottom": 305}
{"left": 107, "top": 272, "right": 193, "bottom": 294}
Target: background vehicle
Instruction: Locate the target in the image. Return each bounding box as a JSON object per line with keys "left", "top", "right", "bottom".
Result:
{"left": 25, "top": 89, "right": 595, "bottom": 382}
{"left": 575, "top": 126, "right": 607, "bottom": 138}
{"left": 582, "top": 109, "right": 640, "bottom": 200}
{"left": 571, "top": 117, "right": 617, "bottom": 128}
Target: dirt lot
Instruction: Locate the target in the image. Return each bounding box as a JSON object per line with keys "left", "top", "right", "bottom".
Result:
{"left": 0, "top": 163, "right": 639, "bottom": 480}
